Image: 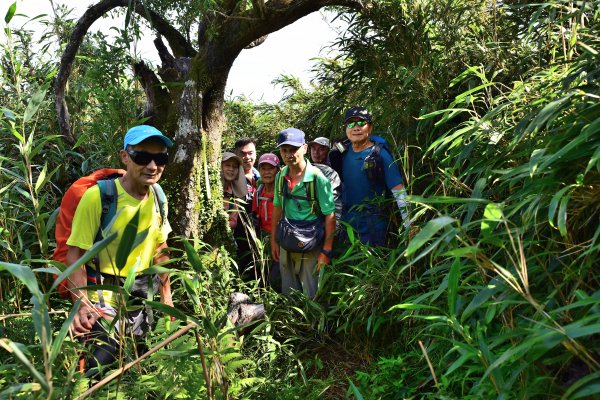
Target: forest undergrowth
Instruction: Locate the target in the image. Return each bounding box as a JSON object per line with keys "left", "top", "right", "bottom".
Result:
{"left": 1, "top": 0, "right": 599, "bottom": 399}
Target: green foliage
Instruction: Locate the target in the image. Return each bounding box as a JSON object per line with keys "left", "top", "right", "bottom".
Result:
{"left": 223, "top": 96, "right": 293, "bottom": 154}
{"left": 320, "top": 2, "right": 600, "bottom": 399}
{"left": 1, "top": 0, "right": 600, "bottom": 399}
{"left": 351, "top": 355, "right": 420, "bottom": 399}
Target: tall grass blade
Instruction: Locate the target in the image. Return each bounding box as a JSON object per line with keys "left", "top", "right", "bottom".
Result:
{"left": 115, "top": 209, "right": 141, "bottom": 270}
{"left": 447, "top": 258, "right": 461, "bottom": 317}
{"left": 405, "top": 216, "right": 455, "bottom": 257}
{"left": 183, "top": 239, "right": 203, "bottom": 273}
{"left": 561, "top": 371, "right": 600, "bottom": 400}
{"left": 145, "top": 300, "right": 188, "bottom": 321}
{"left": 348, "top": 378, "right": 365, "bottom": 400}
{"left": 49, "top": 231, "right": 117, "bottom": 292}
{"left": 48, "top": 299, "right": 81, "bottom": 365}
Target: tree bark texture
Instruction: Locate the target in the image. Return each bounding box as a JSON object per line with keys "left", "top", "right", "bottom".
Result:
{"left": 54, "top": 0, "right": 362, "bottom": 239}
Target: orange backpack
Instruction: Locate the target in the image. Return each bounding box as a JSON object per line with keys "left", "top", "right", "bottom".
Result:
{"left": 52, "top": 168, "right": 126, "bottom": 297}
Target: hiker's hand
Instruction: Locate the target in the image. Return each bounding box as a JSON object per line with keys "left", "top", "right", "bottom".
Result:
{"left": 316, "top": 253, "right": 330, "bottom": 272}
{"left": 271, "top": 242, "right": 280, "bottom": 262}
{"left": 72, "top": 303, "right": 100, "bottom": 335}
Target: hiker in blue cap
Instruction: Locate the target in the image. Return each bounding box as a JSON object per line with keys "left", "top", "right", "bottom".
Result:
{"left": 270, "top": 128, "right": 336, "bottom": 298}
{"left": 66, "top": 124, "right": 174, "bottom": 378}
{"left": 330, "top": 106, "right": 410, "bottom": 246}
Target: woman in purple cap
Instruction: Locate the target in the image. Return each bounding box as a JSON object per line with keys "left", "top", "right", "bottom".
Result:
{"left": 253, "top": 153, "right": 280, "bottom": 234}
{"left": 253, "top": 153, "right": 282, "bottom": 289}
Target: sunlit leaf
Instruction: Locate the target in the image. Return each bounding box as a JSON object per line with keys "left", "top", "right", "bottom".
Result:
{"left": 23, "top": 82, "right": 50, "bottom": 123}
{"left": 405, "top": 216, "right": 455, "bottom": 257}
{"left": 4, "top": 2, "right": 16, "bottom": 24}
{"left": 481, "top": 203, "right": 503, "bottom": 238}
{"left": 34, "top": 163, "right": 47, "bottom": 194}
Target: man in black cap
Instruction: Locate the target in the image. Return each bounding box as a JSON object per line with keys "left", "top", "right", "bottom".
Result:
{"left": 330, "top": 106, "right": 410, "bottom": 246}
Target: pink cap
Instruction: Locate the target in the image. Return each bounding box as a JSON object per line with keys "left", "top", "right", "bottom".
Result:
{"left": 258, "top": 153, "right": 280, "bottom": 167}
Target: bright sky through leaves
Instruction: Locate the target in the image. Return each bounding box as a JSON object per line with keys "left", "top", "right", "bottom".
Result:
{"left": 11, "top": 0, "right": 342, "bottom": 103}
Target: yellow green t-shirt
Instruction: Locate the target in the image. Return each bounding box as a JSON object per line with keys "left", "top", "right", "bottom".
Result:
{"left": 67, "top": 178, "right": 171, "bottom": 303}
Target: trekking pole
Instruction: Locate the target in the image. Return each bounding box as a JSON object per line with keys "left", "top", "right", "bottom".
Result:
{"left": 76, "top": 322, "right": 195, "bottom": 399}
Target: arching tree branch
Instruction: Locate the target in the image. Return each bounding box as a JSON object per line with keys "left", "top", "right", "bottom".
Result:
{"left": 54, "top": 0, "right": 195, "bottom": 142}
{"left": 200, "top": 0, "right": 363, "bottom": 66}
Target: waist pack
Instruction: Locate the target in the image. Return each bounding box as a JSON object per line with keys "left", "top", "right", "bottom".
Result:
{"left": 276, "top": 217, "right": 324, "bottom": 253}
{"left": 275, "top": 169, "right": 325, "bottom": 253}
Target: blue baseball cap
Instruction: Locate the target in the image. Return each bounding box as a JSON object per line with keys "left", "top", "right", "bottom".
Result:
{"left": 123, "top": 125, "right": 174, "bottom": 150}
{"left": 276, "top": 128, "right": 305, "bottom": 148}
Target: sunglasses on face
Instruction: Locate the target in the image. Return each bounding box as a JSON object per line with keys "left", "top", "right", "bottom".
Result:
{"left": 346, "top": 120, "right": 368, "bottom": 129}
{"left": 127, "top": 150, "right": 169, "bottom": 166}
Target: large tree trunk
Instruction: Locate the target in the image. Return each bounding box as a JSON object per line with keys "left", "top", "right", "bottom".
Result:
{"left": 159, "top": 55, "right": 231, "bottom": 240}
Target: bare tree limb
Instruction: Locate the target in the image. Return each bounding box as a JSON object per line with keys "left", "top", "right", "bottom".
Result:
{"left": 132, "top": 60, "right": 169, "bottom": 126}
{"left": 154, "top": 36, "right": 176, "bottom": 69}
{"left": 77, "top": 322, "right": 195, "bottom": 399}
{"left": 54, "top": 0, "right": 195, "bottom": 141}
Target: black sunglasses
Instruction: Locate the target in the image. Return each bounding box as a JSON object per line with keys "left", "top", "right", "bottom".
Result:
{"left": 127, "top": 150, "right": 169, "bottom": 166}
{"left": 345, "top": 120, "right": 368, "bottom": 129}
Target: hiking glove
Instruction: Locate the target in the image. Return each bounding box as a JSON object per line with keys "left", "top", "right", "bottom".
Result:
{"left": 392, "top": 188, "right": 411, "bottom": 228}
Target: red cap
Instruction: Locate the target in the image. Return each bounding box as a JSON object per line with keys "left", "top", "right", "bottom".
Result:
{"left": 258, "top": 153, "right": 280, "bottom": 167}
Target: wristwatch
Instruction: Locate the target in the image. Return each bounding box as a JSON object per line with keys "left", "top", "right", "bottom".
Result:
{"left": 320, "top": 248, "right": 333, "bottom": 258}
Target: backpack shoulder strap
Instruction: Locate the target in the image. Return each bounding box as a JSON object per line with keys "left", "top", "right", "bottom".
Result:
{"left": 277, "top": 172, "right": 286, "bottom": 199}
{"left": 150, "top": 183, "right": 167, "bottom": 227}
{"left": 97, "top": 179, "right": 118, "bottom": 234}
{"left": 307, "top": 166, "right": 321, "bottom": 215}
{"left": 371, "top": 143, "right": 382, "bottom": 156}
{"left": 308, "top": 178, "right": 320, "bottom": 215}
{"left": 91, "top": 178, "right": 118, "bottom": 273}
{"left": 254, "top": 183, "right": 262, "bottom": 209}
{"left": 256, "top": 184, "right": 273, "bottom": 202}
{"left": 307, "top": 176, "right": 316, "bottom": 202}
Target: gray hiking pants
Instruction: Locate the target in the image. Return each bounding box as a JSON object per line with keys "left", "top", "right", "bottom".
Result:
{"left": 279, "top": 246, "right": 319, "bottom": 299}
